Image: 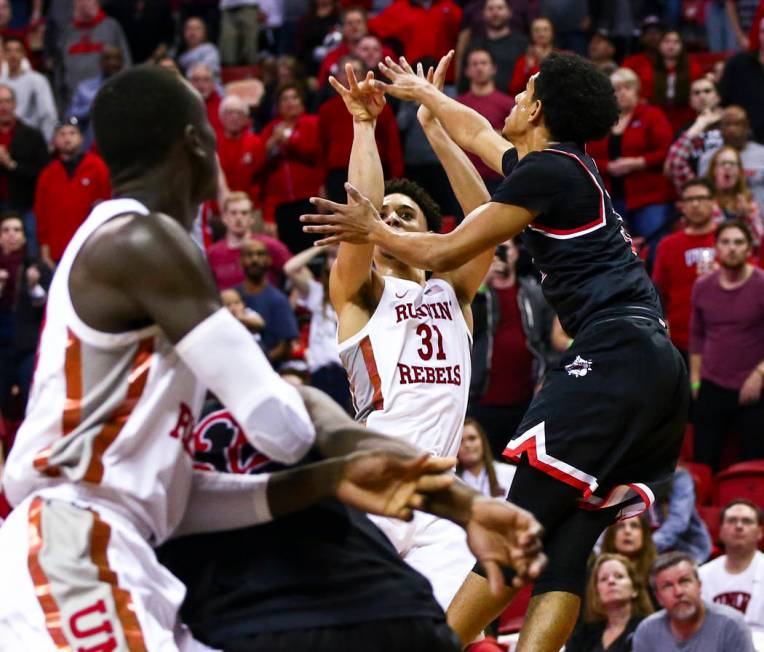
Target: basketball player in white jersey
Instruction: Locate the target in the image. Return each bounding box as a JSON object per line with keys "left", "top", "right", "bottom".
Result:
{"left": 0, "top": 65, "right": 544, "bottom": 651}
{"left": 325, "top": 56, "right": 498, "bottom": 609}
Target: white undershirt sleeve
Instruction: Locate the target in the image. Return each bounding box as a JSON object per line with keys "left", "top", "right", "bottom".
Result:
{"left": 176, "top": 308, "right": 316, "bottom": 464}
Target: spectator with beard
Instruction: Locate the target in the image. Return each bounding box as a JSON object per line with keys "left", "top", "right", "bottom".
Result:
{"left": 34, "top": 119, "right": 110, "bottom": 268}
{"left": 0, "top": 37, "right": 57, "bottom": 144}
{"left": 217, "top": 94, "right": 266, "bottom": 207}
{"left": 699, "top": 106, "right": 764, "bottom": 217}
{"left": 457, "top": 48, "right": 513, "bottom": 192}
{"left": 588, "top": 32, "right": 617, "bottom": 75}
{"left": 455, "top": 0, "right": 527, "bottom": 93}
{"left": 187, "top": 62, "right": 223, "bottom": 134}
{"left": 700, "top": 499, "right": 764, "bottom": 635}
{"left": 652, "top": 179, "right": 718, "bottom": 361}
{"left": 705, "top": 146, "right": 763, "bottom": 251}
{"left": 633, "top": 552, "right": 754, "bottom": 651}
{"left": 206, "top": 191, "right": 290, "bottom": 289}
{"left": 237, "top": 238, "right": 299, "bottom": 365}
{"left": 690, "top": 221, "right": 764, "bottom": 470}
{"left": 665, "top": 78, "right": 723, "bottom": 193}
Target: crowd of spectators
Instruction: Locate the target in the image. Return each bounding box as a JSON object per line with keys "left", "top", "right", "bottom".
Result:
{"left": 1, "top": 1, "right": 764, "bottom": 649}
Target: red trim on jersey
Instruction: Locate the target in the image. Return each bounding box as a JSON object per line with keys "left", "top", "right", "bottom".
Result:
{"left": 83, "top": 338, "right": 154, "bottom": 484}
{"left": 90, "top": 511, "right": 148, "bottom": 650}
{"left": 577, "top": 482, "right": 654, "bottom": 520}
{"left": 504, "top": 437, "right": 591, "bottom": 493}
{"left": 528, "top": 148, "right": 607, "bottom": 238}
{"left": 359, "top": 335, "right": 384, "bottom": 411}
{"left": 26, "top": 497, "right": 70, "bottom": 649}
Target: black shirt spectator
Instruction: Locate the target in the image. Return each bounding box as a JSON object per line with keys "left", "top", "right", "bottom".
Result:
{"left": 102, "top": 0, "right": 175, "bottom": 63}
{"left": 719, "top": 18, "right": 764, "bottom": 144}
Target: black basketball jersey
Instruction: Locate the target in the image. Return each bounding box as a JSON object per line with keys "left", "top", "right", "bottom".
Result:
{"left": 157, "top": 408, "right": 444, "bottom": 647}
{"left": 491, "top": 143, "right": 662, "bottom": 337}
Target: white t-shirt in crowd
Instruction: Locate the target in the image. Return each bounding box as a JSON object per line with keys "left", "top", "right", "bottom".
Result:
{"left": 297, "top": 279, "right": 342, "bottom": 372}
{"left": 459, "top": 461, "right": 516, "bottom": 498}
{"left": 700, "top": 550, "right": 764, "bottom": 633}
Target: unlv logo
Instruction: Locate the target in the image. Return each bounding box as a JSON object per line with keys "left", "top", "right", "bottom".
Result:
{"left": 68, "top": 599, "right": 118, "bottom": 651}
{"left": 192, "top": 409, "right": 271, "bottom": 474}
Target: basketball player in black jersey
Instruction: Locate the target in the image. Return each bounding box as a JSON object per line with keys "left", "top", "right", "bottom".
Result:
{"left": 302, "top": 53, "right": 689, "bottom": 651}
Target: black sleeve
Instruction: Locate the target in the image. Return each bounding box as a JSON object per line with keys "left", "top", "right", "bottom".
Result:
{"left": 491, "top": 151, "right": 563, "bottom": 214}
{"left": 500, "top": 147, "right": 519, "bottom": 176}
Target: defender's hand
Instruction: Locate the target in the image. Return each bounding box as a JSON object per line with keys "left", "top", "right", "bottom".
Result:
{"left": 465, "top": 497, "right": 547, "bottom": 594}
{"left": 373, "top": 56, "right": 434, "bottom": 101}
{"left": 417, "top": 50, "right": 454, "bottom": 125}
{"left": 329, "top": 65, "right": 386, "bottom": 122}
{"left": 336, "top": 451, "right": 456, "bottom": 521}
{"left": 301, "top": 182, "right": 387, "bottom": 246}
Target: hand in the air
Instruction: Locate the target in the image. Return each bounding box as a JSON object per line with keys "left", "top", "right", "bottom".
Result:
{"left": 301, "top": 181, "right": 385, "bottom": 246}
{"left": 417, "top": 50, "right": 454, "bottom": 125}
{"left": 329, "top": 65, "right": 387, "bottom": 122}
{"left": 336, "top": 450, "right": 456, "bottom": 521}
{"left": 372, "top": 55, "right": 436, "bottom": 101}
{"left": 465, "top": 497, "right": 547, "bottom": 594}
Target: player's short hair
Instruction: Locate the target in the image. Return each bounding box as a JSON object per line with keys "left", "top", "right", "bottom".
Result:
{"left": 649, "top": 551, "right": 699, "bottom": 590}
{"left": 716, "top": 219, "right": 753, "bottom": 245}
{"left": 93, "top": 65, "right": 198, "bottom": 178}
{"left": 384, "top": 178, "right": 442, "bottom": 233}
{"left": 533, "top": 53, "right": 619, "bottom": 146}
{"left": 720, "top": 498, "right": 763, "bottom": 526}
{"left": 680, "top": 178, "right": 714, "bottom": 197}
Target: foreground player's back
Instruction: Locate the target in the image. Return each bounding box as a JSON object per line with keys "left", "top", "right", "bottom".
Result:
{"left": 3, "top": 199, "right": 205, "bottom": 544}
{"left": 339, "top": 275, "right": 472, "bottom": 459}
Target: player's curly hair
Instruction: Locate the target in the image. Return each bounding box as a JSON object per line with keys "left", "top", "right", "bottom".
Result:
{"left": 534, "top": 53, "right": 619, "bottom": 146}
{"left": 384, "top": 178, "right": 442, "bottom": 233}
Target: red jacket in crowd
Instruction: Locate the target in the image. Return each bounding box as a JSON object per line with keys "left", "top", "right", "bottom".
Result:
{"left": 34, "top": 152, "right": 111, "bottom": 261}
{"left": 652, "top": 228, "right": 717, "bottom": 351}
{"left": 588, "top": 103, "right": 675, "bottom": 211}
{"left": 205, "top": 90, "right": 223, "bottom": 135}
{"left": 369, "top": 0, "right": 461, "bottom": 74}
{"left": 509, "top": 52, "right": 540, "bottom": 96}
{"left": 318, "top": 96, "right": 403, "bottom": 177}
{"left": 217, "top": 130, "right": 267, "bottom": 207}
{"left": 260, "top": 114, "right": 323, "bottom": 223}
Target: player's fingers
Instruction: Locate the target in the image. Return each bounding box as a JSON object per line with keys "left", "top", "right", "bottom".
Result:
{"left": 308, "top": 196, "right": 347, "bottom": 213}
{"left": 483, "top": 561, "right": 508, "bottom": 596}
{"left": 420, "top": 455, "right": 457, "bottom": 472}
{"left": 313, "top": 236, "right": 343, "bottom": 247}
{"left": 399, "top": 56, "right": 415, "bottom": 74}
{"left": 384, "top": 56, "right": 406, "bottom": 75}
{"left": 416, "top": 62, "right": 424, "bottom": 78}
{"left": 415, "top": 474, "right": 454, "bottom": 493}
{"left": 343, "top": 182, "right": 373, "bottom": 207}
{"left": 346, "top": 63, "right": 361, "bottom": 92}
{"left": 302, "top": 224, "right": 343, "bottom": 235}
{"left": 528, "top": 552, "right": 548, "bottom": 579}
{"left": 328, "top": 75, "right": 349, "bottom": 96}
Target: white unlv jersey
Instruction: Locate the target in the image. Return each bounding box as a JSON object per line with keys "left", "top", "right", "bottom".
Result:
{"left": 339, "top": 276, "right": 472, "bottom": 459}
{"left": 3, "top": 199, "right": 205, "bottom": 544}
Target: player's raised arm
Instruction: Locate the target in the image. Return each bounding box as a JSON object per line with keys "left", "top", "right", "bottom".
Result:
{"left": 376, "top": 54, "right": 511, "bottom": 175}
{"left": 302, "top": 189, "right": 536, "bottom": 274}
{"left": 326, "top": 67, "right": 386, "bottom": 317}
{"left": 415, "top": 54, "right": 494, "bottom": 306}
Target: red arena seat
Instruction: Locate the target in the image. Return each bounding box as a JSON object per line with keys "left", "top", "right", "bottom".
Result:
{"left": 221, "top": 65, "right": 262, "bottom": 85}
{"left": 682, "top": 461, "right": 713, "bottom": 505}
{"left": 715, "top": 460, "right": 764, "bottom": 512}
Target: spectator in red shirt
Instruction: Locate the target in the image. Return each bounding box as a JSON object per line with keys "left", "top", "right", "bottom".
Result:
{"left": 319, "top": 56, "right": 403, "bottom": 202}
{"left": 627, "top": 30, "right": 703, "bottom": 133}
{"left": 187, "top": 62, "right": 223, "bottom": 134}
{"left": 205, "top": 191, "right": 290, "bottom": 289}
{"left": 690, "top": 220, "right": 764, "bottom": 470}
{"left": 508, "top": 16, "right": 554, "bottom": 96}
{"left": 457, "top": 47, "right": 513, "bottom": 193}
{"left": 261, "top": 82, "right": 323, "bottom": 253}
{"left": 34, "top": 119, "right": 110, "bottom": 267}
{"left": 621, "top": 16, "right": 665, "bottom": 86}
{"left": 588, "top": 67, "right": 674, "bottom": 270}
{"left": 217, "top": 94, "right": 266, "bottom": 208}
{"left": 369, "top": 0, "right": 462, "bottom": 79}
{"left": 652, "top": 179, "right": 718, "bottom": 360}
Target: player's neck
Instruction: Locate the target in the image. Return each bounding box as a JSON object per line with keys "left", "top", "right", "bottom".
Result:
{"left": 379, "top": 259, "right": 425, "bottom": 285}
{"left": 113, "top": 176, "right": 199, "bottom": 232}
{"left": 725, "top": 547, "right": 757, "bottom": 573}
{"left": 514, "top": 125, "right": 555, "bottom": 159}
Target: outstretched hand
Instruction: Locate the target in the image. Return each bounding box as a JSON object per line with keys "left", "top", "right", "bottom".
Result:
{"left": 373, "top": 55, "right": 440, "bottom": 101}
{"left": 329, "top": 65, "right": 387, "bottom": 122}
{"left": 464, "top": 497, "right": 547, "bottom": 594}
{"left": 336, "top": 451, "right": 456, "bottom": 521}
{"left": 416, "top": 50, "right": 453, "bottom": 124}
{"left": 301, "top": 182, "right": 385, "bottom": 246}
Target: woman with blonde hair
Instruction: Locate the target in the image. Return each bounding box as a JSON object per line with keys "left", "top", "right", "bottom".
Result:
{"left": 567, "top": 553, "right": 654, "bottom": 651}
{"left": 706, "top": 145, "right": 763, "bottom": 250}
{"left": 456, "top": 418, "right": 515, "bottom": 498}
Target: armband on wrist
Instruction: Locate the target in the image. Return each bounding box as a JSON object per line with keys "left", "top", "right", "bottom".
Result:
{"left": 691, "top": 381, "right": 701, "bottom": 391}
